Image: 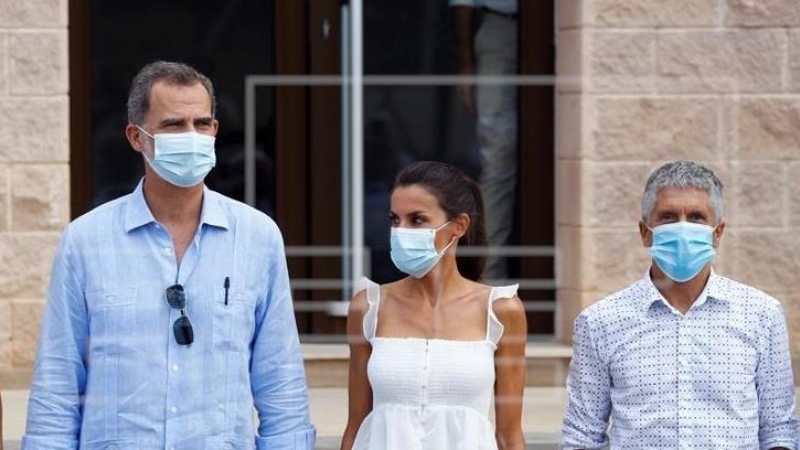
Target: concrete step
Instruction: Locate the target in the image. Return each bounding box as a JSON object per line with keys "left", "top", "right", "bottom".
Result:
{"left": 0, "top": 342, "right": 573, "bottom": 390}
{"left": 304, "top": 342, "right": 572, "bottom": 388}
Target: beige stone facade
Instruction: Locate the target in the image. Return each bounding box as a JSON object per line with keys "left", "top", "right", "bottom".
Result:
{"left": 0, "top": 0, "right": 69, "bottom": 379}
{"left": 2, "top": 0, "right": 800, "bottom": 381}
{"left": 555, "top": 0, "right": 800, "bottom": 372}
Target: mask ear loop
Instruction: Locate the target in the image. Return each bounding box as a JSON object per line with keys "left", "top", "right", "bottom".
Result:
{"left": 136, "top": 125, "right": 157, "bottom": 159}
{"left": 136, "top": 125, "right": 155, "bottom": 139}
{"left": 434, "top": 221, "right": 459, "bottom": 256}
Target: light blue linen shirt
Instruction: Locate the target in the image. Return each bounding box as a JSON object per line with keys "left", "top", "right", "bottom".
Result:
{"left": 562, "top": 271, "right": 798, "bottom": 450}
{"left": 23, "top": 180, "right": 315, "bottom": 450}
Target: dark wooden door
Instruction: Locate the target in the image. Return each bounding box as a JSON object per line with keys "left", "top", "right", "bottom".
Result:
{"left": 274, "top": 0, "right": 344, "bottom": 336}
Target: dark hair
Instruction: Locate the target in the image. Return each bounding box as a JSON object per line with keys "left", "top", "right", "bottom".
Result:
{"left": 393, "top": 161, "right": 487, "bottom": 281}
{"left": 127, "top": 61, "right": 216, "bottom": 125}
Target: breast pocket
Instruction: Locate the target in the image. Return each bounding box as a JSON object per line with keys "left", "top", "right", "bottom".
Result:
{"left": 85, "top": 288, "right": 138, "bottom": 355}
{"left": 212, "top": 287, "right": 257, "bottom": 353}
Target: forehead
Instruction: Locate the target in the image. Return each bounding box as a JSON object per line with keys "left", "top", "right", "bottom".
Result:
{"left": 653, "top": 186, "right": 712, "bottom": 212}
{"left": 147, "top": 80, "right": 211, "bottom": 118}
{"left": 391, "top": 185, "right": 442, "bottom": 212}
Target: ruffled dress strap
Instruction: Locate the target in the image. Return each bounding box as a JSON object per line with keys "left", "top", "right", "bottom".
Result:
{"left": 357, "top": 277, "right": 382, "bottom": 342}
{"left": 486, "top": 284, "right": 519, "bottom": 348}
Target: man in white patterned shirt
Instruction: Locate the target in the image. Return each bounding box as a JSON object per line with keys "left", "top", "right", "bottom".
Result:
{"left": 561, "top": 160, "right": 799, "bottom": 450}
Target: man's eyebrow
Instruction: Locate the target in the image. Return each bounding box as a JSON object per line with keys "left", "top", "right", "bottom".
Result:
{"left": 159, "top": 117, "right": 186, "bottom": 127}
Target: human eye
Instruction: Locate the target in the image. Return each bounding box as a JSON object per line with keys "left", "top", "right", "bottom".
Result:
{"left": 688, "top": 212, "right": 709, "bottom": 224}
{"left": 658, "top": 212, "right": 677, "bottom": 223}
{"left": 195, "top": 118, "right": 214, "bottom": 130}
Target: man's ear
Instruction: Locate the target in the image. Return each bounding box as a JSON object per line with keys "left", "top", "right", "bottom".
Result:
{"left": 639, "top": 220, "right": 652, "bottom": 248}
{"left": 712, "top": 221, "right": 726, "bottom": 248}
{"left": 125, "top": 123, "right": 145, "bottom": 153}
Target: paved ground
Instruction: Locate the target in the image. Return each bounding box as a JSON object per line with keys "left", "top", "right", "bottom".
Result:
{"left": 2, "top": 387, "right": 567, "bottom": 449}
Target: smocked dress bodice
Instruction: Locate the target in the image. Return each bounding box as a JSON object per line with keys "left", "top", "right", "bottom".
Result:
{"left": 352, "top": 279, "right": 518, "bottom": 450}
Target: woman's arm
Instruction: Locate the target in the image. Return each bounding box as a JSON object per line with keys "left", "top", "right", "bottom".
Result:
{"left": 340, "top": 290, "right": 373, "bottom": 450}
{"left": 493, "top": 295, "right": 527, "bottom": 450}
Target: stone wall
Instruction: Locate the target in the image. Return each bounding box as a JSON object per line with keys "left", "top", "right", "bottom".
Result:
{"left": 0, "top": 0, "right": 69, "bottom": 380}
{"left": 555, "top": 0, "right": 800, "bottom": 367}
{"left": 3, "top": 0, "right": 800, "bottom": 379}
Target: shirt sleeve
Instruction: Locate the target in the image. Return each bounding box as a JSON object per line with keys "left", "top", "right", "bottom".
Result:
{"left": 756, "top": 302, "right": 799, "bottom": 450}
{"left": 22, "top": 227, "right": 87, "bottom": 450}
{"left": 251, "top": 225, "right": 316, "bottom": 450}
{"left": 561, "top": 311, "right": 612, "bottom": 450}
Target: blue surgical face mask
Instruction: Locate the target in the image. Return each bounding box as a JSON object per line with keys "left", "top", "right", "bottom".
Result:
{"left": 647, "top": 221, "right": 717, "bottom": 283}
{"left": 390, "top": 222, "right": 455, "bottom": 279}
{"left": 138, "top": 126, "right": 216, "bottom": 188}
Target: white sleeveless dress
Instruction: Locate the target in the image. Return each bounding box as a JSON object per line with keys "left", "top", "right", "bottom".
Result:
{"left": 352, "top": 279, "right": 519, "bottom": 450}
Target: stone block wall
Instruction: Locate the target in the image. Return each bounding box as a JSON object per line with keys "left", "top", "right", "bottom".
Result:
{"left": 555, "top": 0, "right": 800, "bottom": 367}
{"left": 0, "top": 0, "right": 69, "bottom": 378}
{"left": 3, "top": 0, "right": 800, "bottom": 380}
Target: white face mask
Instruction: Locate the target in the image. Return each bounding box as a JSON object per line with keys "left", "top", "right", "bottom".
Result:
{"left": 138, "top": 126, "right": 216, "bottom": 187}
{"left": 389, "top": 222, "right": 455, "bottom": 278}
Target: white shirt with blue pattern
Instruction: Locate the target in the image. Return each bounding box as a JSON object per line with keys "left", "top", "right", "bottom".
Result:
{"left": 562, "top": 270, "right": 799, "bottom": 450}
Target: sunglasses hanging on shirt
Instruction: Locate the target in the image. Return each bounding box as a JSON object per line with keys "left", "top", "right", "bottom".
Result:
{"left": 165, "top": 284, "right": 194, "bottom": 345}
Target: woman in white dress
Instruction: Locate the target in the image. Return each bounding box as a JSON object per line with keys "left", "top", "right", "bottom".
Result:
{"left": 341, "top": 161, "right": 527, "bottom": 450}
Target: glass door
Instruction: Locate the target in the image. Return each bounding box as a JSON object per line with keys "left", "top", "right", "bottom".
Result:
{"left": 345, "top": 0, "right": 556, "bottom": 335}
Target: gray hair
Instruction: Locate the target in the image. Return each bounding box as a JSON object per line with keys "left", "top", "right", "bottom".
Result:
{"left": 126, "top": 61, "right": 216, "bottom": 125}
{"left": 641, "top": 160, "right": 724, "bottom": 224}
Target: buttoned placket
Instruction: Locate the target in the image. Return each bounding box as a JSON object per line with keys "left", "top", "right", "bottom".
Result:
{"left": 674, "top": 304, "right": 701, "bottom": 450}
{"left": 153, "top": 222, "right": 182, "bottom": 449}
{"left": 419, "top": 339, "right": 432, "bottom": 446}
{"left": 158, "top": 222, "right": 203, "bottom": 450}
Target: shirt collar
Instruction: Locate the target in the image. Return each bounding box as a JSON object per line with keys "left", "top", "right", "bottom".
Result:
{"left": 124, "top": 178, "right": 230, "bottom": 233}
{"left": 199, "top": 187, "right": 230, "bottom": 230}
{"left": 641, "top": 267, "right": 727, "bottom": 313}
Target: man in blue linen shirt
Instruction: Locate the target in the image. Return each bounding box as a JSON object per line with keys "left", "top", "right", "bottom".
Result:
{"left": 22, "top": 61, "right": 315, "bottom": 449}
{"left": 561, "top": 160, "right": 798, "bottom": 449}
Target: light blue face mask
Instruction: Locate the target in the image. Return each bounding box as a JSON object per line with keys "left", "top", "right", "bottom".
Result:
{"left": 648, "top": 221, "right": 717, "bottom": 283}
{"left": 137, "top": 126, "right": 216, "bottom": 188}
{"left": 390, "top": 222, "right": 455, "bottom": 279}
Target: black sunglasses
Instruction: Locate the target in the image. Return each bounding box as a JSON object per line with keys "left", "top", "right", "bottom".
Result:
{"left": 165, "top": 284, "right": 194, "bottom": 345}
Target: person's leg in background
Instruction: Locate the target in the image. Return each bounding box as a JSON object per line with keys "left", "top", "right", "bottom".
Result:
{"left": 475, "top": 12, "right": 518, "bottom": 281}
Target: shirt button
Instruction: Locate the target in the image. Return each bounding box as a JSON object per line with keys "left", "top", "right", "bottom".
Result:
{"left": 172, "top": 364, "right": 179, "bottom": 372}
{"left": 170, "top": 406, "right": 177, "bottom": 413}
{"left": 165, "top": 247, "right": 173, "bottom": 255}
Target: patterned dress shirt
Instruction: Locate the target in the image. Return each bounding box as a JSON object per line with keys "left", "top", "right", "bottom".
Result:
{"left": 23, "top": 180, "right": 315, "bottom": 450}
{"left": 562, "top": 271, "right": 798, "bottom": 450}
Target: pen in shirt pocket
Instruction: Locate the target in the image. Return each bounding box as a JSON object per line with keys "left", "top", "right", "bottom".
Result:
{"left": 224, "top": 276, "right": 230, "bottom": 306}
